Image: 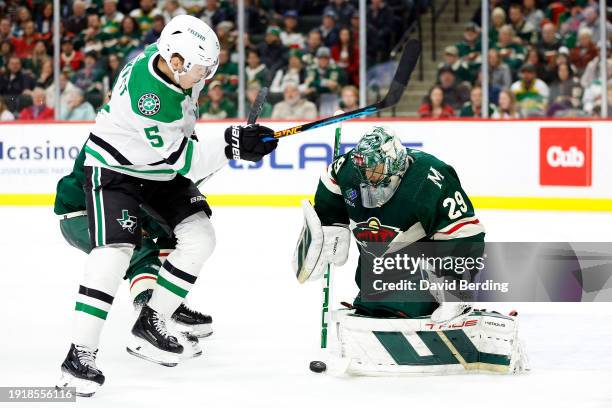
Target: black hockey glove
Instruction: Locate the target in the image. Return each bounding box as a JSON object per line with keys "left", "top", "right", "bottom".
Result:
{"left": 224, "top": 124, "right": 277, "bottom": 162}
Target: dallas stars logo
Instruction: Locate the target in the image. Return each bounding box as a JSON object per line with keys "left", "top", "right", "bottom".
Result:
{"left": 116, "top": 210, "right": 137, "bottom": 234}
{"left": 138, "top": 93, "right": 161, "bottom": 116}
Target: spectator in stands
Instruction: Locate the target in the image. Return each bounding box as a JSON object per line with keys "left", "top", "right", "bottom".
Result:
{"left": 101, "top": 0, "right": 125, "bottom": 36}
{"left": 538, "top": 23, "right": 561, "bottom": 64}
{"left": 143, "top": 15, "right": 165, "bottom": 45}
{"left": 0, "top": 96, "right": 15, "bottom": 121}
{"left": 488, "top": 48, "right": 512, "bottom": 90}
{"left": 162, "top": 0, "right": 187, "bottom": 23}
{"left": 438, "top": 46, "right": 473, "bottom": 84}
{"left": 579, "top": 6, "right": 612, "bottom": 46}
{"left": 303, "top": 29, "right": 323, "bottom": 66}
{"left": 12, "top": 7, "right": 32, "bottom": 38}
{"left": 489, "top": 7, "right": 507, "bottom": 45}
{"left": 569, "top": 27, "right": 598, "bottom": 73}
{"left": 60, "top": 38, "right": 84, "bottom": 72}
{"left": 511, "top": 63, "right": 549, "bottom": 116}
{"left": 456, "top": 23, "right": 480, "bottom": 62}
{"left": 418, "top": 85, "right": 455, "bottom": 118}
{"left": 214, "top": 48, "right": 239, "bottom": 93}
{"left": 0, "top": 40, "right": 14, "bottom": 74}
{"left": 46, "top": 70, "right": 79, "bottom": 109}
{"left": 80, "top": 14, "right": 105, "bottom": 54}
{"left": 547, "top": 62, "right": 582, "bottom": 117}
{"left": 24, "top": 40, "right": 49, "bottom": 78}
{"left": 495, "top": 25, "right": 526, "bottom": 73}
{"left": 104, "top": 53, "right": 122, "bottom": 93}
{"left": 215, "top": 21, "right": 236, "bottom": 52}
{"left": 200, "top": 0, "right": 227, "bottom": 29}
{"left": 199, "top": 80, "right": 237, "bottom": 119}
{"left": 246, "top": 48, "right": 269, "bottom": 88}
{"left": 271, "top": 81, "right": 318, "bottom": 119}
{"left": 320, "top": 10, "right": 339, "bottom": 48}
{"left": 305, "top": 46, "right": 343, "bottom": 116}
{"left": 0, "top": 56, "right": 35, "bottom": 112}
{"left": 582, "top": 78, "right": 610, "bottom": 116}
{"left": 130, "top": 0, "right": 162, "bottom": 33}
{"left": 114, "top": 16, "right": 142, "bottom": 58}
{"left": 523, "top": 0, "right": 544, "bottom": 30}
{"left": 526, "top": 47, "right": 555, "bottom": 84}
{"left": 245, "top": 82, "right": 272, "bottom": 119}
{"left": 258, "top": 26, "right": 288, "bottom": 77}
{"left": 331, "top": 27, "right": 359, "bottom": 86}
{"left": 280, "top": 10, "right": 304, "bottom": 49}
{"left": 339, "top": 85, "right": 359, "bottom": 112}
{"left": 19, "top": 87, "right": 54, "bottom": 120}
{"left": 73, "top": 51, "right": 104, "bottom": 95}
{"left": 324, "top": 0, "right": 356, "bottom": 27}
{"left": 0, "top": 17, "right": 12, "bottom": 43}
{"left": 492, "top": 90, "right": 521, "bottom": 118}
{"left": 36, "top": 59, "right": 54, "bottom": 89}
{"left": 65, "top": 1, "right": 88, "bottom": 37}
{"left": 60, "top": 89, "right": 96, "bottom": 120}
{"left": 509, "top": 4, "right": 536, "bottom": 44}
{"left": 459, "top": 85, "right": 497, "bottom": 117}
{"left": 12, "top": 20, "right": 37, "bottom": 59}
{"left": 270, "top": 49, "right": 307, "bottom": 93}
{"left": 436, "top": 65, "right": 469, "bottom": 111}
{"left": 36, "top": 3, "right": 53, "bottom": 42}
{"left": 580, "top": 56, "right": 612, "bottom": 89}
{"left": 367, "top": 0, "right": 393, "bottom": 64}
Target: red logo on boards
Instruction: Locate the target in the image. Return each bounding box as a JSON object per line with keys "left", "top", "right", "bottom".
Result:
{"left": 539, "top": 127, "right": 592, "bottom": 187}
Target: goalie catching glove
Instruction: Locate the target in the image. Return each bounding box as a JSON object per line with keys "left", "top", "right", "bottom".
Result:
{"left": 292, "top": 200, "right": 350, "bottom": 283}
{"left": 224, "top": 124, "right": 277, "bottom": 162}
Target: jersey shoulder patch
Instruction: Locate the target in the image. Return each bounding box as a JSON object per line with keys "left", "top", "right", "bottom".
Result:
{"left": 127, "top": 45, "right": 187, "bottom": 123}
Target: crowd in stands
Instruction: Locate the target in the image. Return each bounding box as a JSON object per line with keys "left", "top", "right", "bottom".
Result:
{"left": 418, "top": 0, "right": 611, "bottom": 118}
{"left": 0, "top": 0, "right": 416, "bottom": 121}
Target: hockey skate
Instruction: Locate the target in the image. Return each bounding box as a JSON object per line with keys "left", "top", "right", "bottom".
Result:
{"left": 127, "top": 305, "right": 184, "bottom": 367}
{"left": 178, "top": 332, "right": 203, "bottom": 360}
{"left": 56, "top": 344, "right": 105, "bottom": 397}
{"left": 172, "top": 303, "right": 213, "bottom": 338}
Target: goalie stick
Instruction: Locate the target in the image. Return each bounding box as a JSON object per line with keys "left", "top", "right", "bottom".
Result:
{"left": 264, "top": 39, "right": 421, "bottom": 141}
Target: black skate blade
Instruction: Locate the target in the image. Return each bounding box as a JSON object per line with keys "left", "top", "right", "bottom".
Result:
{"left": 126, "top": 347, "right": 178, "bottom": 367}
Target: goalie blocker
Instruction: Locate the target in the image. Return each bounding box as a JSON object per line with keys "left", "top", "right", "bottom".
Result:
{"left": 331, "top": 308, "right": 530, "bottom": 376}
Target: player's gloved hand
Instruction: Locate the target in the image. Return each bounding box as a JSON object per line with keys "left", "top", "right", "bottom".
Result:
{"left": 224, "top": 124, "right": 277, "bottom": 162}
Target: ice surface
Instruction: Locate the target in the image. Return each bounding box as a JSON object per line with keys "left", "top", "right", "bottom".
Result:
{"left": 0, "top": 207, "right": 611, "bottom": 408}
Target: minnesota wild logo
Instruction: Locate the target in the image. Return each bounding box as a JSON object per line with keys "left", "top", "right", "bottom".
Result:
{"left": 117, "top": 209, "right": 137, "bottom": 233}
{"left": 138, "top": 93, "right": 161, "bottom": 116}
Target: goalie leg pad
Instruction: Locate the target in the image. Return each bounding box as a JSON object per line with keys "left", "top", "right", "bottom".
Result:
{"left": 292, "top": 200, "right": 350, "bottom": 283}
{"left": 332, "top": 309, "right": 529, "bottom": 376}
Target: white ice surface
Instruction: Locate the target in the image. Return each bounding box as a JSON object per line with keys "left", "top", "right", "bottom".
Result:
{"left": 0, "top": 207, "right": 611, "bottom": 408}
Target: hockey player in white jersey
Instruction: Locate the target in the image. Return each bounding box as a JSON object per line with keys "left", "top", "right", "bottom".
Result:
{"left": 56, "top": 15, "right": 278, "bottom": 397}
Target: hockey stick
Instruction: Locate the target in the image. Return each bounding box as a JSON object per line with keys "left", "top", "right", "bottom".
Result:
{"left": 247, "top": 86, "right": 269, "bottom": 125}
{"left": 320, "top": 117, "right": 343, "bottom": 349}
{"left": 266, "top": 39, "right": 421, "bottom": 141}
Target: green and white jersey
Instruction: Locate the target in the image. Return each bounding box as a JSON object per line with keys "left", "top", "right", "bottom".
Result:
{"left": 85, "top": 43, "right": 208, "bottom": 181}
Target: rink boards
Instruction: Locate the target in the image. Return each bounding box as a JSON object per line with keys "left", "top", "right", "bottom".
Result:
{"left": 0, "top": 119, "right": 610, "bottom": 211}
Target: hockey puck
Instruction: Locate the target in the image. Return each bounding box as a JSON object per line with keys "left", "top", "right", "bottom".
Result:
{"left": 309, "top": 360, "right": 327, "bottom": 373}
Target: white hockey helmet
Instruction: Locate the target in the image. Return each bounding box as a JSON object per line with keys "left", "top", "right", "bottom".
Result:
{"left": 158, "top": 15, "right": 220, "bottom": 83}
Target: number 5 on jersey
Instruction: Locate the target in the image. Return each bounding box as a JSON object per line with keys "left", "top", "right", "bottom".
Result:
{"left": 144, "top": 126, "right": 164, "bottom": 148}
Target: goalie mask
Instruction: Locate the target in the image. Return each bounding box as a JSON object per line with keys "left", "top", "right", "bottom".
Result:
{"left": 350, "top": 126, "right": 411, "bottom": 208}
{"left": 158, "top": 15, "right": 220, "bottom": 88}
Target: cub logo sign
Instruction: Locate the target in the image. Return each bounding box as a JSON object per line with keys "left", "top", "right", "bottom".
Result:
{"left": 539, "top": 127, "right": 591, "bottom": 186}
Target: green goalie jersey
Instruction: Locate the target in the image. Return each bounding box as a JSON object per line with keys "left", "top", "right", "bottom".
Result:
{"left": 85, "top": 43, "right": 204, "bottom": 181}
{"left": 314, "top": 149, "right": 485, "bottom": 288}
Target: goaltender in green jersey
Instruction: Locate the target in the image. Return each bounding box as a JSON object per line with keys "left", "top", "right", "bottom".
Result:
{"left": 292, "top": 126, "right": 529, "bottom": 376}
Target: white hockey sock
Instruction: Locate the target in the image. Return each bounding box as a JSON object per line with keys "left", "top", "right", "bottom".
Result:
{"left": 73, "top": 244, "right": 133, "bottom": 350}
{"left": 148, "top": 213, "right": 215, "bottom": 317}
